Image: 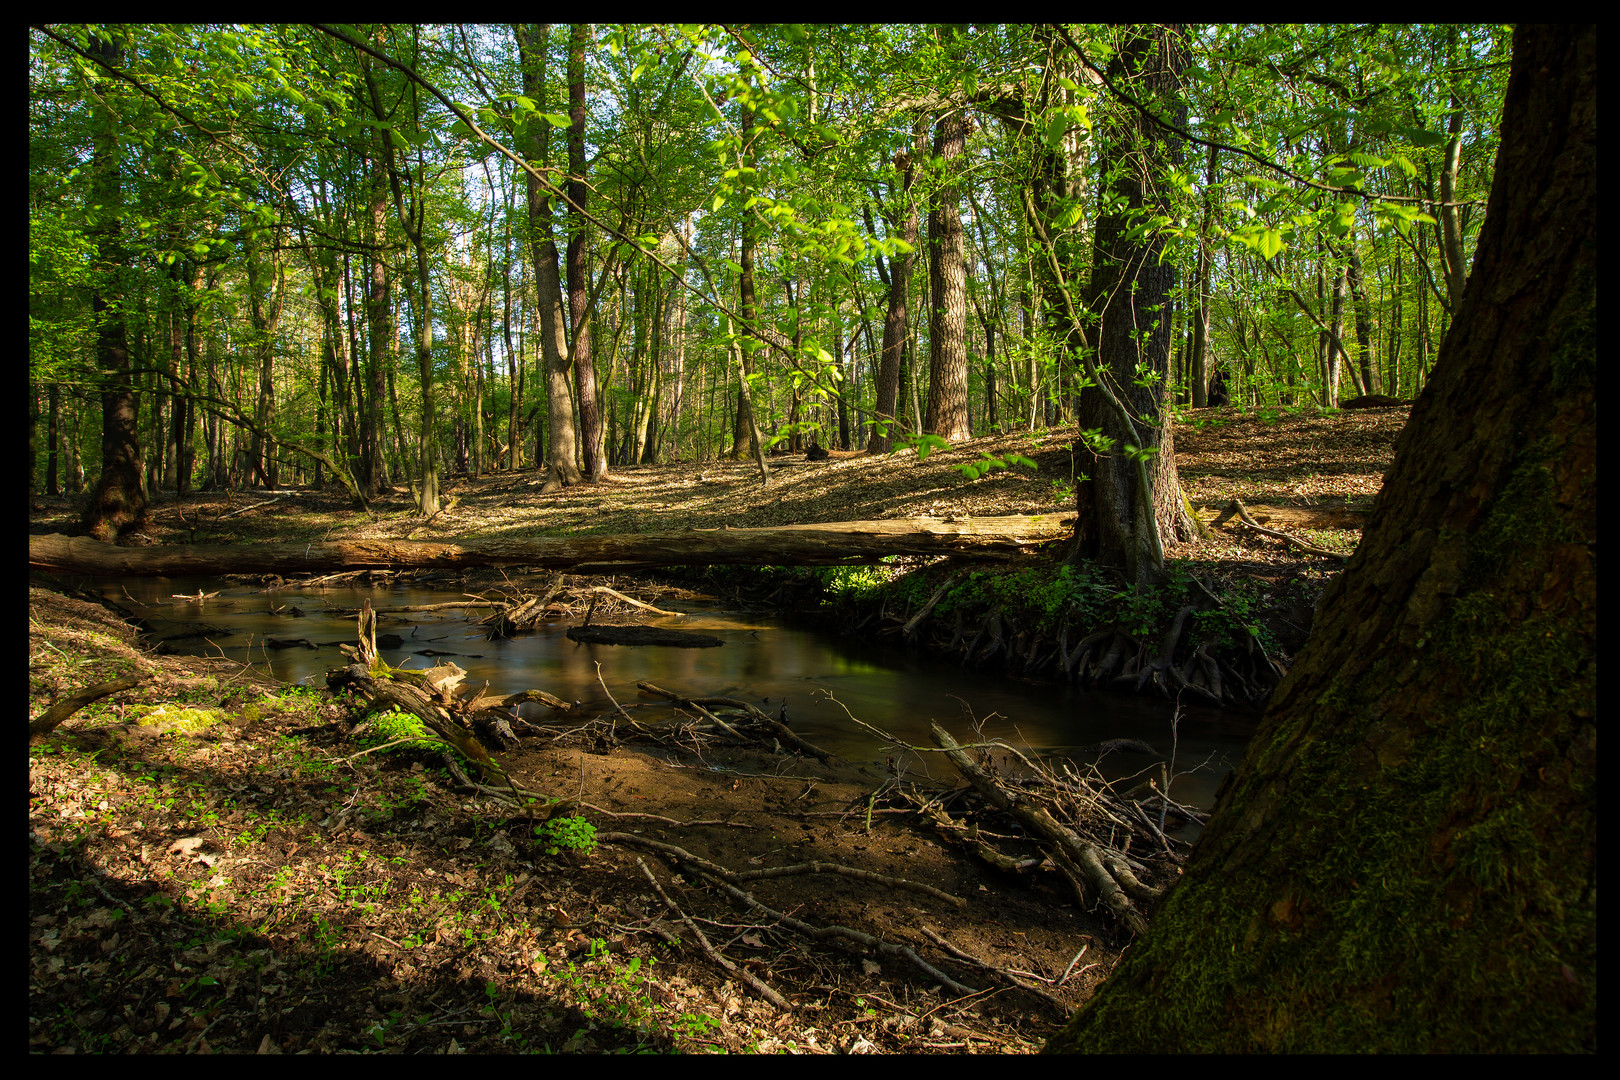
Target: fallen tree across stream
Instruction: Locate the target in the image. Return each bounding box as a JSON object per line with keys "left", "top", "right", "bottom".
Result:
{"left": 28, "top": 515, "right": 1070, "bottom": 577}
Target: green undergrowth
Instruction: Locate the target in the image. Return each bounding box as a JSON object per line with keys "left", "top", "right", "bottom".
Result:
{"left": 28, "top": 669, "right": 728, "bottom": 1053}
{"left": 786, "top": 557, "right": 1298, "bottom": 658}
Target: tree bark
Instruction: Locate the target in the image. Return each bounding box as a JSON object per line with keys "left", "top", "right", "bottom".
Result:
{"left": 923, "top": 98, "right": 972, "bottom": 442}
{"left": 30, "top": 515, "right": 1069, "bottom": 577}
{"left": 867, "top": 124, "right": 924, "bottom": 454}
{"left": 362, "top": 140, "right": 391, "bottom": 496}
{"left": 730, "top": 107, "right": 762, "bottom": 462}
{"left": 79, "top": 29, "right": 146, "bottom": 543}
{"left": 1072, "top": 24, "right": 1196, "bottom": 586}
{"left": 1046, "top": 23, "right": 1596, "bottom": 1053}
{"left": 519, "top": 24, "right": 583, "bottom": 492}
{"left": 566, "top": 23, "right": 605, "bottom": 482}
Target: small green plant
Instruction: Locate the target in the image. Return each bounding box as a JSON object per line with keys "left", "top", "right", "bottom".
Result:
{"left": 952, "top": 451, "right": 1037, "bottom": 481}
{"left": 361, "top": 708, "right": 438, "bottom": 754}
{"left": 535, "top": 815, "right": 598, "bottom": 857}
{"left": 818, "top": 563, "right": 889, "bottom": 602}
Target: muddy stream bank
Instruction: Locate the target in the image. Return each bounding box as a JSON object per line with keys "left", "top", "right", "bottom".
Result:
{"left": 75, "top": 572, "right": 1255, "bottom": 823}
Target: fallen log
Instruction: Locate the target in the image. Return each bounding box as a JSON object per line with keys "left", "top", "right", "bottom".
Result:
{"left": 29, "top": 673, "right": 153, "bottom": 741}
{"left": 28, "top": 515, "right": 1070, "bottom": 577}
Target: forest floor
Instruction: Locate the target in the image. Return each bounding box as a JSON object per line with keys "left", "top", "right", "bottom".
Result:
{"left": 28, "top": 403, "right": 1408, "bottom": 1054}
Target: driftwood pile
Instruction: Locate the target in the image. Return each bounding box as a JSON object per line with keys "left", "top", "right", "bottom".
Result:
{"left": 853, "top": 713, "right": 1199, "bottom": 938}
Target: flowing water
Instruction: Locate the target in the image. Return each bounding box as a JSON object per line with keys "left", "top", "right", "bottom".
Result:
{"left": 77, "top": 574, "right": 1258, "bottom": 817}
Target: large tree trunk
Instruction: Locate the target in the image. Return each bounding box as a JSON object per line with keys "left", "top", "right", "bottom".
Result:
{"left": 1046, "top": 23, "right": 1595, "bottom": 1053}
{"left": 1072, "top": 24, "right": 1196, "bottom": 587}
{"left": 30, "top": 515, "right": 1070, "bottom": 577}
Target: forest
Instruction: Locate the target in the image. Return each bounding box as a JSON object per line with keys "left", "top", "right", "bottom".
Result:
{"left": 29, "top": 24, "right": 1502, "bottom": 531}
{"left": 28, "top": 23, "right": 1593, "bottom": 1055}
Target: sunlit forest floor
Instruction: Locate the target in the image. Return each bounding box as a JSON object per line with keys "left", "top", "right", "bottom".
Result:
{"left": 31, "top": 402, "right": 1404, "bottom": 554}
{"left": 29, "top": 404, "right": 1408, "bottom": 1053}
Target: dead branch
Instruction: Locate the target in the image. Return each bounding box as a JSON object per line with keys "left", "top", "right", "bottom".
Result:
{"left": 1227, "top": 499, "right": 1350, "bottom": 559}
{"left": 929, "top": 722, "right": 1151, "bottom": 936}
{"left": 29, "top": 672, "right": 153, "bottom": 741}
{"left": 636, "top": 681, "right": 841, "bottom": 763}
{"left": 637, "top": 857, "right": 789, "bottom": 1010}
{"left": 919, "top": 925, "right": 1071, "bottom": 1015}
{"left": 601, "top": 831, "right": 965, "bottom": 909}
{"left": 902, "top": 573, "right": 959, "bottom": 639}
{"left": 590, "top": 585, "right": 683, "bottom": 617}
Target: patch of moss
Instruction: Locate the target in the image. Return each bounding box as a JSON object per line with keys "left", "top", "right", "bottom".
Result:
{"left": 130, "top": 705, "right": 224, "bottom": 734}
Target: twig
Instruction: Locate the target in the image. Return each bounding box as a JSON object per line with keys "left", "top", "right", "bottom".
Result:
{"left": 1057, "top": 943, "right": 1091, "bottom": 986}
{"left": 919, "top": 925, "right": 1071, "bottom": 1015}
{"left": 698, "top": 872, "right": 978, "bottom": 995}
{"left": 595, "top": 662, "right": 634, "bottom": 734}
{"left": 1228, "top": 498, "right": 1349, "bottom": 559}
{"left": 602, "top": 832, "right": 965, "bottom": 908}
{"left": 637, "top": 857, "right": 789, "bottom": 1010}
{"left": 590, "top": 585, "right": 684, "bottom": 617}
{"left": 578, "top": 803, "right": 755, "bottom": 828}
{"left": 217, "top": 495, "right": 286, "bottom": 520}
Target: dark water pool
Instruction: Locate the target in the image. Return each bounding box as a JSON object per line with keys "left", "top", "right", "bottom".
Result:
{"left": 78, "top": 574, "right": 1256, "bottom": 814}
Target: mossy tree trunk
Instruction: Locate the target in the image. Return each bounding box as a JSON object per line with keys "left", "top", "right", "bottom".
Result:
{"left": 1046, "top": 23, "right": 1595, "bottom": 1053}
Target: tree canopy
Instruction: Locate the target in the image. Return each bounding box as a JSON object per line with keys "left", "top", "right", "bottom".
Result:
{"left": 31, "top": 23, "right": 1506, "bottom": 552}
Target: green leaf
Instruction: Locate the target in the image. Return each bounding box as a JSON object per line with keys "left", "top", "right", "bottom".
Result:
{"left": 1258, "top": 228, "right": 1284, "bottom": 260}
{"left": 542, "top": 112, "right": 570, "bottom": 128}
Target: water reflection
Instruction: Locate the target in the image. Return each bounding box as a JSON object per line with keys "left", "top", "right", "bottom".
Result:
{"left": 79, "top": 574, "right": 1254, "bottom": 813}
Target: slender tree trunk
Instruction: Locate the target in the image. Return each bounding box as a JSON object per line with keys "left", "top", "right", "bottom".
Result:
{"left": 79, "top": 29, "right": 145, "bottom": 542}
{"left": 46, "top": 383, "right": 60, "bottom": 496}
{"left": 1048, "top": 23, "right": 1596, "bottom": 1053}
{"left": 1438, "top": 88, "right": 1469, "bottom": 311}
{"left": 663, "top": 213, "right": 691, "bottom": 461}
{"left": 363, "top": 161, "right": 390, "bottom": 497}
{"left": 867, "top": 125, "right": 923, "bottom": 454}
{"left": 1326, "top": 259, "right": 1348, "bottom": 405}
{"left": 923, "top": 104, "right": 972, "bottom": 442}
{"left": 520, "top": 28, "right": 582, "bottom": 490}
{"left": 1347, "top": 232, "right": 1380, "bottom": 394}
{"left": 245, "top": 241, "right": 285, "bottom": 490}
{"left": 566, "top": 23, "right": 605, "bottom": 482}
{"left": 729, "top": 108, "right": 763, "bottom": 461}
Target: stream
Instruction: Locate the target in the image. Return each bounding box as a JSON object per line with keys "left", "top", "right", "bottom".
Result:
{"left": 76, "top": 574, "right": 1258, "bottom": 818}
